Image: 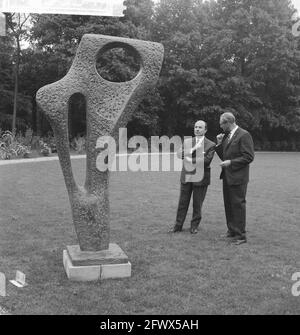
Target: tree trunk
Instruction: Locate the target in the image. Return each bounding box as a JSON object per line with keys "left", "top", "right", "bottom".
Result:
{"left": 12, "top": 36, "right": 20, "bottom": 134}
{"left": 31, "top": 95, "right": 37, "bottom": 133}
{"left": 36, "top": 104, "right": 42, "bottom": 136}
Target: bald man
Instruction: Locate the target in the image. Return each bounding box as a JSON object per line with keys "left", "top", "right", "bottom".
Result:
{"left": 171, "top": 120, "right": 215, "bottom": 234}
{"left": 215, "top": 112, "right": 254, "bottom": 245}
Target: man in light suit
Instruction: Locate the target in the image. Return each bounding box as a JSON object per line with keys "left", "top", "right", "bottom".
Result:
{"left": 215, "top": 112, "right": 254, "bottom": 245}
{"left": 171, "top": 120, "right": 215, "bottom": 234}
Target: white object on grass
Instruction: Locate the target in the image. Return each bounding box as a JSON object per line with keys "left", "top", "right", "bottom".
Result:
{"left": 9, "top": 270, "right": 28, "bottom": 288}
{"left": 0, "top": 272, "right": 6, "bottom": 297}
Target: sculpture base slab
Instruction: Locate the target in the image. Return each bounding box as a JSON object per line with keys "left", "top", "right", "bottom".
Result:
{"left": 66, "top": 243, "right": 129, "bottom": 266}
{"left": 63, "top": 244, "right": 131, "bottom": 281}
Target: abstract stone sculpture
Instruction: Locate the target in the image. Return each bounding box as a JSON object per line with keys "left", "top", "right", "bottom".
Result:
{"left": 36, "top": 34, "right": 163, "bottom": 279}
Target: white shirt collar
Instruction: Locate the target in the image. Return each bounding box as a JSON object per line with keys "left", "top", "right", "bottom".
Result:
{"left": 196, "top": 136, "right": 204, "bottom": 144}
{"left": 229, "top": 125, "right": 238, "bottom": 139}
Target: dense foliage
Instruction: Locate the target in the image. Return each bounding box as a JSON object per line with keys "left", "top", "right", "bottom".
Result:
{"left": 1, "top": 0, "right": 300, "bottom": 150}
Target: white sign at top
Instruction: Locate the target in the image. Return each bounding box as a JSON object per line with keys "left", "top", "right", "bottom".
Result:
{"left": 0, "top": 0, "right": 126, "bottom": 16}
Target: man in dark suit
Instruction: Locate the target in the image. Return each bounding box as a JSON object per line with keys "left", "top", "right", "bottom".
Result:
{"left": 215, "top": 112, "right": 254, "bottom": 245}
{"left": 171, "top": 120, "right": 216, "bottom": 234}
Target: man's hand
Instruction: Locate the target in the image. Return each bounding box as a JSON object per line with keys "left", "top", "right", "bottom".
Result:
{"left": 216, "top": 133, "right": 225, "bottom": 145}
{"left": 220, "top": 160, "right": 231, "bottom": 168}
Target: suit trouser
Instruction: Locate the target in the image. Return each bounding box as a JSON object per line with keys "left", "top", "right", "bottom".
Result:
{"left": 175, "top": 183, "right": 208, "bottom": 229}
{"left": 222, "top": 178, "right": 248, "bottom": 239}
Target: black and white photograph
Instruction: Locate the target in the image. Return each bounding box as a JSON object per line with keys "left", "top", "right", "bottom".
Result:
{"left": 0, "top": 0, "right": 300, "bottom": 317}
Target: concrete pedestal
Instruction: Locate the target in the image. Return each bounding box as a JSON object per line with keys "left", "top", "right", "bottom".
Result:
{"left": 63, "top": 243, "right": 131, "bottom": 281}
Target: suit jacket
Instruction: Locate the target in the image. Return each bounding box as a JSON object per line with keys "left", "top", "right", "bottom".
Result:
{"left": 215, "top": 127, "right": 254, "bottom": 185}
{"left": 178, "top": 137, "right": 215, "bottom": 186}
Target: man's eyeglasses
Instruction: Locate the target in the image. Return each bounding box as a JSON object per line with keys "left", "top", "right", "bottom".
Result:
{"left": 219, "top": 120, "right": 228, "bottom": 126}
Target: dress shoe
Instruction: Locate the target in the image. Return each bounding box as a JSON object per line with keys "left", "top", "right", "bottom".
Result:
{"left": 231, "top": 238, "right": 247, "bottom": 245}
{"left": 169, "top": 226, "right": 182, "bottom": 233}
{"left": 190, "top": 228, "right": 198, "bottom": 234}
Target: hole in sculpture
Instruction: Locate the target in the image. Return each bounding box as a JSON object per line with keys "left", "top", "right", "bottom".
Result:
{"left": 96, "top": 43, "right": 141, "bottom": 82}
{"left": 68, "top": 93, "right": 87, "bottom": 155}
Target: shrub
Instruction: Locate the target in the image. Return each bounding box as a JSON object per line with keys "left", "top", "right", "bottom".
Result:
{"left": 39, "top": 140, "right": 51, "bottom": 156}
{"left": 0, "top": 130, "right": 31, "bottom": 160}
{"left": 45, "top": 136, "right": 57, "bottom": 153}
{"left": 71, "top": 135, "right": 86, "bottom": 154}
{"left": 15, "top": 127, "right": 33, "bottom": 147}
{"left": 31, "top": 135, "right": 41, "bottom": 150}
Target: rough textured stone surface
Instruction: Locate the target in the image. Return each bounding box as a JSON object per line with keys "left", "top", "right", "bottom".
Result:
{"left": 36, "top": 34, "right": 164, "bottom": 251}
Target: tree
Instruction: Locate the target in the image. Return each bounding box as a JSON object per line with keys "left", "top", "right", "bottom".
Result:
{"left": 0, "top": 16, "right": 31, "bottom": 132}
{"left": 151, "top": 0, "right": 212, "bottom": 135}
{"left": 152, "top": 0, "right": 300, "bottom": 149}
{"left": 204, "top": 0, "right": 300, "bottom": 146}
{"left": 6, "top": 13, "right": 30, "bottom": 133}
{"left": 0, "top": 23, "right": 14, "bottom": 129}
{"left": 18, "top": 47, "right": 63, "bottom": 134}
{"left": 3, "top": 0, "right": 300, "bottom": 150}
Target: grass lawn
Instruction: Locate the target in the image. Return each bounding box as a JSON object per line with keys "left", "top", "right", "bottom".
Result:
{"left": 0, "top": 152, "right": 300, "bottom": 315}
